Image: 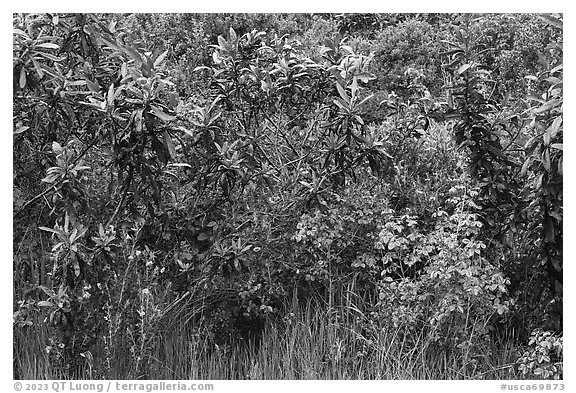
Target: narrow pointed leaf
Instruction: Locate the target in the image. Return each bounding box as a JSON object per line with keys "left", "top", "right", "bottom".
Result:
{"left": 336, "top": 83, "right": 349, "bottom": 104}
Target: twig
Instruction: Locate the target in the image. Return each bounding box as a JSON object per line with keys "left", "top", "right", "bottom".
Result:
{"left": 105, "top": 166, "right": 133, "bottom": 227}
{"left": 263, "top": 111, "right": 301, "bottom": 159}
{"left": 15, "top": 180, "right": 64, "bottom": 218}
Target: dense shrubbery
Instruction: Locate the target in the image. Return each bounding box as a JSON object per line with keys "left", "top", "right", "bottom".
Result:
{"left": 13, "top": 13, "right": 562, "bottom": 379}
{"left": 370, "top": 19, "right": 445, "bottom": 98}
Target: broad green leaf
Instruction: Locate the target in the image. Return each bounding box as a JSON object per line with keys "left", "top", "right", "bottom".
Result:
{"left": 37, "top": 285, "right": 56, "bottom": 297}
{"left": 456, "top": 63, "right": 471, "bottom": 75}
{"left": 36, "top": 52, "right": 65, "bottom": 62}
{"left": 216, "top": 35, "right": 227, "bottom": 49}
{"left": 153, "top": 50, "right": 169, "bottom": 68}
{"left": 177, "top": 126, "right": 195, "bottom": 138}
{"left": 31, "top": 57, "right": 44, "bottom": 78}
{"left": 533, "top": 99, "right": 559, "bottom": 114}
{"left": 379, "top": 148, "right": 393, "bottom": 159}
{"left": 261, "top": 80, "right": 269, "bottom": 93}
{"left": 357, "top": 94, "right": 374, "bottom": 108}
{"left": 86, "top": 79, "right": 100, "bottom": 93}
{"left": 107, "top": 84, "right": 115, "bottom": 107}
{"left": 134, "top": 109, "right": 143, "bottom": 132}
{"left": 13, "top": 125, "right": 29, "bottom": 135}
{"left": 340, "top": 44, "right": 353, "bottom": 55}
{"left": 543, "top": 149, "right": 551, "bottom": 171}
{"left": 41, "top": 173, "right": 61, "bottom": 184}
{"left": 193, "top": 65, "right": 212, "bottom": 73}
{"left": 545, "top": 76, "right": 562, "bottom": 85}
{"left": 65, "top": 80, "right": 87, "bottom": 87}
{"left": 550, "top": 143, "right": 564, "bottom": 150}
{"left": 548, "top": 116, "right": 562, "bottom": 139}
{"left": 543, "top": 129, "right": 551, "bottom": 146}
{"left": 217, "top": 35, "right": 230, "bottom": 53}
{"left": 520, "top": 156, "right": 533, "bottom": 177}
{"left": 168, "top": 163, "right": 192, "bottom": 169}
{"left": 163, "top": 131, "right": 177, "bottom": 159}
{"left": 19, "top": 67, "right": 26, "bottom": 88}
{"left": 39, "top": 226, "right": 61, "bottom": 235}
{"left": 52, "top": 142, "right": 63, "bottom": 155}
{"left": 229, "top": 27, "right": 237, "bottom": 43}
{"left": 351, "top": 78, "right": 359, "bottom": 99}
{"left": 299, "top": 181, "right": 313, "bottom": 190}
{"left": 124, "top": 45, "right": 143, "bottom": 63}
{"left": 36, "top": 42, "right": 60, "bottom": 50}
{"left": 151, "top": 106, "right": 176, "bottom": 122}
{"left": 333, "top": 97, "right": 348, "bottom": 112}
{"left": 13, "top": 28, "right": 31, "bottom": 39}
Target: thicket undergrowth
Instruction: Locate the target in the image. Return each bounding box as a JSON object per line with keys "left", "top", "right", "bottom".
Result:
{"left": 13, "top": 13, "right": 562, "bottom": 380}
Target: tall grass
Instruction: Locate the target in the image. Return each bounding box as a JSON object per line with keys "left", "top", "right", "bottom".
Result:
{"left": 14, "top": 283, "right": 522, "bottom": 380}
{"left": 14, "top": 321, "right": 59, "bottom": 380}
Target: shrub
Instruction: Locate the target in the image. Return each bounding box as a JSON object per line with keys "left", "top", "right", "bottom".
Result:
{"left": 13, "top": 13, "right": 563, "bottom": 380}
{"left": 517, "top": 330, "right": 563, "bottom": 379}
{"left": 370, "top": 19, "right": 446, "bottom": 99}
{"left": 374, "top": 184, "right": 513, "bottom": 350}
